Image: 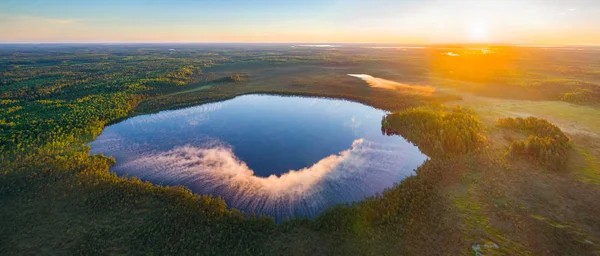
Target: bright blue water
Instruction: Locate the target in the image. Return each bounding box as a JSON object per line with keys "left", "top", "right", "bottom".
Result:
{"left": 90, "top": 95, "right": 427, "bottom": 219}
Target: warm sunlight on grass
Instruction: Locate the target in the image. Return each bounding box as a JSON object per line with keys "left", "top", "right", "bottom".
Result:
{"left": 430, "top": 46, "right": 516, "bottom": 84}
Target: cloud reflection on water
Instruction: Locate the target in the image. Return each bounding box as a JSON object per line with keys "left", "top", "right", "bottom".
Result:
{"left": 113, "top": 138, "right": 422, "bottom": 219}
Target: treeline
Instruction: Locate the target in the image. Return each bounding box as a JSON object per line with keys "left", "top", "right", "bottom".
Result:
{"left": 0, "top": 47, "right": 288, "bottom": 254}
{"left": 496, "top": 116, "right": 570, "bottom": 169}
{"left": 214, "top": 74, "right": 246, "bottom": 83}
{"left": 3, "top": 45, "right": 597, "bottom": 254}
{"left": 381, "top": 106, "right": 486, "bottom": 156}
{"left": 0, "top": 146, "right": 277, "bottom": 255}
{"left": 0, "top": 92, "right": 142, "bottom": 154}
{"left": 561, "top": 87, "right": 600, "bottom": 105}
{"left": 0, "top": 45, "right": 459, "bottom": 254}
{"left": 0, "top": 50, "right": 217, "bottom": 154}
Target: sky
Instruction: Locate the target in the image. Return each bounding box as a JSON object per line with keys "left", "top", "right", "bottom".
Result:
{"left": 1, "top": 0, "right": 600, "bottom": 44}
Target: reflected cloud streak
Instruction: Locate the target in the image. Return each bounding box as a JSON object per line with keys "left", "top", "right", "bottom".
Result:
{"left": 90, "top": 95, "right": 428, "bottom": 219}
{"left": 114, "top": 138, "right": 423, "bottom": 219}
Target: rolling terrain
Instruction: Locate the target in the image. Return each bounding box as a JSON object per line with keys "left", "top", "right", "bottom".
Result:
{"left": 1, "top": 44, "right": 600, "bottom": 255}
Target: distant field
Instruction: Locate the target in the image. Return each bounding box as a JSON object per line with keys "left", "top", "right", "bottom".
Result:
{"left": 1, "top": 44, "right": 600, "bottom": 255}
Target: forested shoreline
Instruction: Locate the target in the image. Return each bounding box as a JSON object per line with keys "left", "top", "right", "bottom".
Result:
{"left": 2, "top": 45, "right": 599, "bottom": 255}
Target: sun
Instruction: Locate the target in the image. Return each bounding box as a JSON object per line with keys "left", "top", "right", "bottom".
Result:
{"left": 469, "top": 22, "right": 489, "bottom": 42}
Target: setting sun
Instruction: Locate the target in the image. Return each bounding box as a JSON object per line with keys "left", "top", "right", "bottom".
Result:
{"left": 469, "top": 22, "right": 489, "bottom": 42}
{"left": 2, "top": 0, "right": 600, "bottom": 44}
{"left": 2, "top": 0, "right": 600, "bottom": 255}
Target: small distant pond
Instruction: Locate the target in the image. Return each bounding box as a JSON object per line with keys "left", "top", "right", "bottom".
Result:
{"left": 89, "top": 95, "right": 427, "bottom": 219}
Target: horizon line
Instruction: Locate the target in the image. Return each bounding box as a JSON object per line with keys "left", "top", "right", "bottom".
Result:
{"left": 1, "top": 42, "right": 599, "bottom": 47}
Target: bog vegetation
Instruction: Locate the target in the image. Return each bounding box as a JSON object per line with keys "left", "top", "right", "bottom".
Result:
{"left": 497, "top": 116, "right": 571, "bottom": 169}
{"left": 1, "top": 45, "right": 599, "bottom": 255}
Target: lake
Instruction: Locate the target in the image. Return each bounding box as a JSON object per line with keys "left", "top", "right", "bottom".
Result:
{"left": 89, "top": 95, "right": 427, "bottom": 219}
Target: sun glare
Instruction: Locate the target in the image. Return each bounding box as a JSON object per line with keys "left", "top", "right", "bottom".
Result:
{"left": 469, "top": 22, "right": 489, "bottom": 42}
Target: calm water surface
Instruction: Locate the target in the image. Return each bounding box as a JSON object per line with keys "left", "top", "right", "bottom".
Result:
{"left": 90, "top": 95, "right": 427, "bottom": 219}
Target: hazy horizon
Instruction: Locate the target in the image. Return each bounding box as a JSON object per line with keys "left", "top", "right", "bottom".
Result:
{"left": 1, "top": 42, "right": 599, "bottom": 47}
{"left": 2, "top": 0, "right": 600, "bottom": 45}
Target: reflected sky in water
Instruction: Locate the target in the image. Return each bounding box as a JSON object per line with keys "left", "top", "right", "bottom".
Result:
{"left": 90, "top": 95, "right": 427, "bottom": 219}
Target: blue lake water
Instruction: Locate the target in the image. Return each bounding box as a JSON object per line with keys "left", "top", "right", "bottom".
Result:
{"left": 89, "top": 95, "right": 427, "bottom": 219}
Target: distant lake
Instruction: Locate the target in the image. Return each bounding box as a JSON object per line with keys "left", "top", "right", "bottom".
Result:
{"left": 89, "top": 95, "right": 427, "bottom": 220}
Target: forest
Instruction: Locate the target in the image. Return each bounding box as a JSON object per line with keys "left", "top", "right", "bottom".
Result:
{"left": 381, "top": 105, "right": 486, "bottom": 156}
{"left": 497, "top": 116, "right": 571, "bottom": 169}
{"left": 1, "top": 44, "right": 600, "bottom": 255}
